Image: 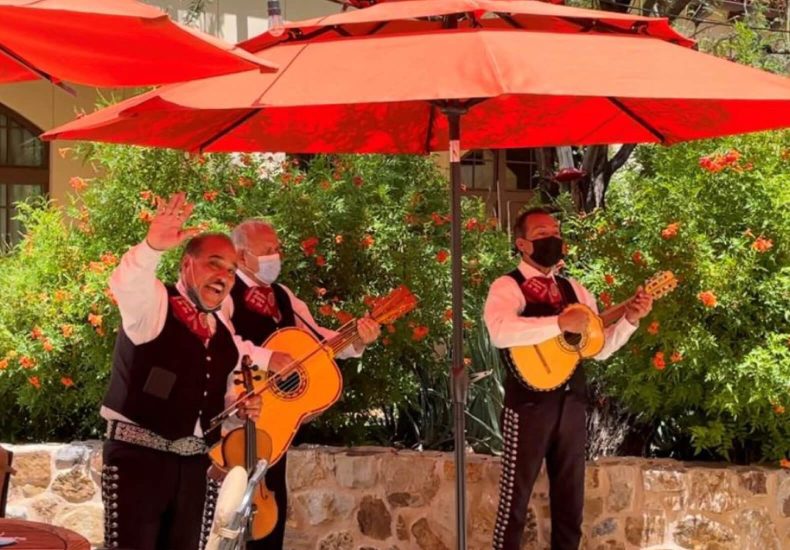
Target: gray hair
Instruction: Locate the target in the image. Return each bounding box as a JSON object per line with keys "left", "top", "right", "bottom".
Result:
{"left": 232, "top": 219, "right": 276, "bottom": 250}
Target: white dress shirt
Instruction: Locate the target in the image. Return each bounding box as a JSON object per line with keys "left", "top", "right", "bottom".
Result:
{"left": 100, "top": 241, "right": 270, "bottom": 437}
{"left": 484, "top": 260, "right": 637, "bottom": 360}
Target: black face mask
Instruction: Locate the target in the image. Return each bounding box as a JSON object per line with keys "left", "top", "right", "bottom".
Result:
{"left": 186, "top": 286, "right": 221, "bottom": 314}
{"left": 527, "top": 236, "right": 564, "bottom": 268}
{"left": 185, "top": 262, "right": 221, "bottom": 314}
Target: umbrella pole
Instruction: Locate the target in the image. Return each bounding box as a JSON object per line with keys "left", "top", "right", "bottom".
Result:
{"left": 445, "top": 107, "right": 468, "bottom": 550}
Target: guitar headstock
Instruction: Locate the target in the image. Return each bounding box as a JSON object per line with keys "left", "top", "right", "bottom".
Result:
{"left": 369, "top": 285, "right": 418, "bottom": 325}
{"left": 644, "top": 271, "right": 678, "bottom": 300}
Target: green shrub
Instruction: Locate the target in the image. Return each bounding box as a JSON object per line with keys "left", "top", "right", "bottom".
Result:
{"left": 0, "top": 148, "right": 512, "bottom": 444}
{"left": 560, "top": 130, "right": 790, "bottom": 463}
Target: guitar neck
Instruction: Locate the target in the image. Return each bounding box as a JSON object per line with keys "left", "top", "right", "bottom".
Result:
{"left": 600, "top": 300, "right": 630, "bottom": 327}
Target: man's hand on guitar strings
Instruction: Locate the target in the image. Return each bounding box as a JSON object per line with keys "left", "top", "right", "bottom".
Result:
{"left": 625, "top": 286, "right": 654, "bottom": 325}
{"left": 558, "top": 307, "right": 589, "bottom": 334}
{"left": 268, "top": 351, "right": 296, "bottom": 373}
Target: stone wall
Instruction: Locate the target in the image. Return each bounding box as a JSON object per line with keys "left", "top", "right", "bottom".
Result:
{"left": 4, "top": 442, "right": 789, "bottom": 549}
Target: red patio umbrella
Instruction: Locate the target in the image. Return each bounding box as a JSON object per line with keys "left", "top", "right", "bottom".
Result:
{"left": 43, "top": 1, "right": 790, "bottom": 547}
{"left": 0, "top": 0, "right": 275, "bottom": 91}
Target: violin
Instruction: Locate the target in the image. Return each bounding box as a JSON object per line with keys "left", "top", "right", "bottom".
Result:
{"left": 208, "top": 355, "right": 278, "bottom": 540}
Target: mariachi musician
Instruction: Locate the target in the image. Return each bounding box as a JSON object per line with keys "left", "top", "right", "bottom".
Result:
{"left": 100, "top": 193, "right": 264, "bottom": 550}
{"left": 485, "top": 208, "right": 653, "bottom": 550}
{"left": 204, "top": 219, "right": 380, "bottom": 550}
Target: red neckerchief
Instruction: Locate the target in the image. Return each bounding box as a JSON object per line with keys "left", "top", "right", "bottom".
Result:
{"left": 519, "top": 276, "right": 564, "bottom": 308}
{"left": 169, "top": 295, "right": 214, "bottom": 342}
{"left": 244, "top": 285, "right": 282, "bottom": 323}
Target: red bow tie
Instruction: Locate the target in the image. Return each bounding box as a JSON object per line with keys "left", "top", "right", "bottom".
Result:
{"left": 520, "top": 276, "right": 564, "bottom": 308}
{"left": 169, "top": 296, "right": 214, "bottom": 341}
{"left": 244, "top": 285, "right": 281, "bottom": 322}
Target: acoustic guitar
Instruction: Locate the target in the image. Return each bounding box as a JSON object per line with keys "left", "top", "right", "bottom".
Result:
{"left": 249, "top": 286, "right": 416, "bottom": 466}
{"left": 502, "top": 271, "right": 677, "bottom": 391}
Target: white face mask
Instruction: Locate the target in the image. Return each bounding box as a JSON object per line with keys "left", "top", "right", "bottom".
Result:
{"left": 251, "top": 253, "right": 281, "bottom": 284}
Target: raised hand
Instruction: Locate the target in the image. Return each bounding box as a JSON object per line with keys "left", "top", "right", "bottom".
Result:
{"left": 145, "top": 192, "right": 199, "bottom": 251}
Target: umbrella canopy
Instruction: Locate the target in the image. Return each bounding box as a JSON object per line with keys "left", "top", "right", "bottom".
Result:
{"left": 0, "top": 0, "right": 276, "bottom": 88}
{"left": 43, "top": 2, "right": 790, "bottom": 548}
{"left": 44, "top": 28, "right": 790, "bottom": 150}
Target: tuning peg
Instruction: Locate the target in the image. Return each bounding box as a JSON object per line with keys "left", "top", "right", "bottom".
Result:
{"left": 251, "top": 365, "right": 259, "bottom": 371}
{"left": 233, "top": 379, "right": 244, "bottom": 385}
{"left": 253, "top": 375, "right": 262, "bottom": 381}
{"left": 233, "top": 369, "right": 241, "bottom": 375}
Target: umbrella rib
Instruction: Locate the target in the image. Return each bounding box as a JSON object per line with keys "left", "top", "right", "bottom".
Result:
{"left": 0, "top": 42, "right": 76, "bottom": 96}
{"left": 197, "top": 110, "right": 259, "bottom": 152}
{"left": 366, "top": 21, "right": 389, "bottom": 36}
{"left": 495, "top": 13, "right": 524, "bottom": 29}
{"left": 607, "top": 97, "right": 665, "bottom": 143}
{"left": 559, "top": 16, "right": 655, "bottom": 41}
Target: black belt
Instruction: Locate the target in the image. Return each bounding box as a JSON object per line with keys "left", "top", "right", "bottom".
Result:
{"left": 106, "top": 420, "right": 208, "bottom": 456}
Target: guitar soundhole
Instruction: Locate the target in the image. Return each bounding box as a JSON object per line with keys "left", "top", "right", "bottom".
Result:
{"left": 271, "top": 368, "right": 308, "bottom": 400}
{"left": 558, "top": 331, "right": 586, "bottom": 352}
{"left": 563, "top": 332, "right": 583, "bottom": 346}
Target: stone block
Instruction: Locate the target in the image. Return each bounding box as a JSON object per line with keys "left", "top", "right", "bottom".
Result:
{"left": 53, "top": 504, "right": 104, "bottom": 545}
{"left": 688, "top": 469, "right": 742, "bottom": 513}
{"left": 777, "top": 474, "right": 790, "bottom": 518}
{"left": 294, "top": 489, "right": 355, "bottom": 526}
{"left": 591, "top": 518, "right": 617, "bottom": 538}
{"left": 411, "top": 517, "right": 450, "bottom": 550}
{"left": 606, "top": 465, "right": 637, "bottom": 513}
{"left": 672, "top": 515, "right": 737, "bottom": 549}
{"left": 54, "top": 443, "right": 91, "bottom": 469}
{"left": 382, "top": 454, "right": 440, "bottom": 508}
{"left": 357, "top": 496, "right": 392, "bottom": 540}
{"left": 643, "top": 466, "right": 687, "bottom": 492}
{"left": 736, "top": 508, "right": 780, "bottom": 550}
{"left": 29, "top": 494, "right": 68, "bottom": 522}
{"left": 287, "top": 449, "right": 330, "bottom": 491}
{"left": 335, "top": 455, "right": 379, "bottom": 489}
{"left": 9, "top": 451, "right": 52, "bottom": 496}
{"left": 51, "top": 467, "right": 96, "bottom": 503}
{"left": 625, "top": 512, "right": 665, "bottom": 546}
{"left": 739, "top": 471, "right": 767, "bottom": 495}
{"left": 319, "top": 531, "right": 354, "bottom": 550}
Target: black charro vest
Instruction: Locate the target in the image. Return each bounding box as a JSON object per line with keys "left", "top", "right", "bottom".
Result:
{"left": 499, "top": 269, "right": 587, "bottom": 408}
{"left": 229, "top": 276, "right": 296, "bottom": 347}
{"left": 103, "top": 286, "right": 239, "bottom": 445}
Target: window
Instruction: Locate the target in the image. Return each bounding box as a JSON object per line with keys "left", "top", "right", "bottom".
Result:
{"left": 0, "top": 105, "right": 49, "bottom": 249}
{"left": 460, "top": 148, "right": 539, "bottom": 192}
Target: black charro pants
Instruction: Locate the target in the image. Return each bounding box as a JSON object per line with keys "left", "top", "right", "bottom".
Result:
{"left": 200, "top": 452, "right": 288, "bottom": 550}
{"left": 102, "top": 440, "right": 209, "bottom": 550}
{"left": 492, "top": 390, "right": 586, "bottom": 550}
